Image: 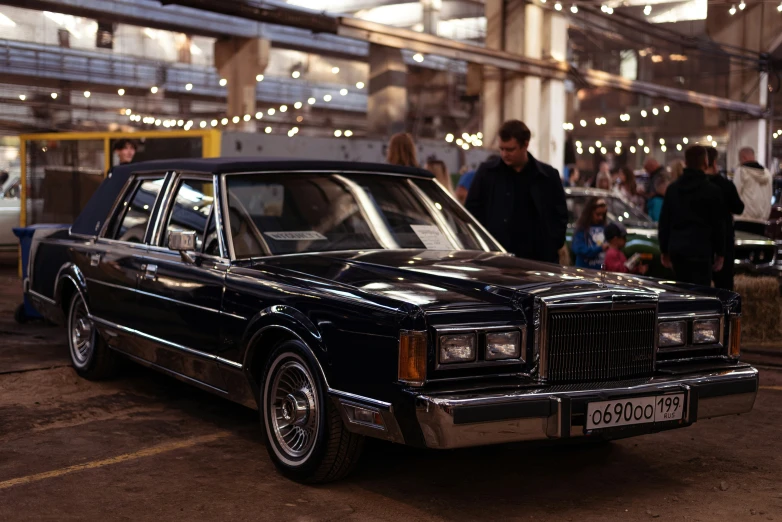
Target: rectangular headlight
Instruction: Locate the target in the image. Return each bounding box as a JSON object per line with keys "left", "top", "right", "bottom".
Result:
{"left": 486, "top": 330, "right": 521, "bottom": 361}
{"left": 659, "top": 321, "right": 686, "bottom": 348}
{"left": 439, "top": 333, "right": 476, "bottom": 364}
{"left": 693, "top": 319, "right": 720, "bottom": 344}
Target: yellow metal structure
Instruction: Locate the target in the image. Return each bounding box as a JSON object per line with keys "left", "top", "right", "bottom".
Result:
{"left": 17, "top": 130, "right": 221, "bottom": 275}
{"left": 18, "top": 130, "right": 222, "bottom": 228}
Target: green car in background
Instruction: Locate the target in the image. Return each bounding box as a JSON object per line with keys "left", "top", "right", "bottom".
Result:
{"left": 565, "top": 188, "right": 779, "bottom": 279}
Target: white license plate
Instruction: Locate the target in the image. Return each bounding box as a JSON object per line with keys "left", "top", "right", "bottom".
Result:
{"left": 586, "top": 394, "right": 686, "bottom": 430}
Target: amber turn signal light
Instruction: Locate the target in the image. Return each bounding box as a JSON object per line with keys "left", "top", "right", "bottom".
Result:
{"left": 399, "top": 330, "right": 427, "bottom": 386}
{"left": 728, "top": 316, "right": 741, "bottom": 359}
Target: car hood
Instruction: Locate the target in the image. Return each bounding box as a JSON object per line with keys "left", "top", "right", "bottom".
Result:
{"left": 735, "top": 230, "right": 775, "bottom": 245}
{"left": 252, "top": 249, "right": 728, "bottom": 313}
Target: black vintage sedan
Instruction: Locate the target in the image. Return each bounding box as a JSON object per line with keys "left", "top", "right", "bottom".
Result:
{"left": 26, "top": 158, "right": 758, "bottom": 483}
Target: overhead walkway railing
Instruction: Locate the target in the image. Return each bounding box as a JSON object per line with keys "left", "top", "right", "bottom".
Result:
{"left": 162, "top": 0, "right": 766, "bottom": 118}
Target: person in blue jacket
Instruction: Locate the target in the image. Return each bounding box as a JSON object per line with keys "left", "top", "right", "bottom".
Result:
{"left": 573, "top": 196, "right": 609, "bottom": 269}
{"left": 646, "top": 173, "right": 669, "bottom": 222}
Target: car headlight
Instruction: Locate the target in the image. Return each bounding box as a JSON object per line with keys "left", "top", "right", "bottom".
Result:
{"left": 439, "top": 333, "right": 476, "bottom": 364}
{"left": 659, "top": 321, "right": 686, "bottom": 348}
{"left": 693, "top": 319, "right": 720, "bottom": 344}
{"left": 486, "top": 330, "right": 521, "bottom": 361}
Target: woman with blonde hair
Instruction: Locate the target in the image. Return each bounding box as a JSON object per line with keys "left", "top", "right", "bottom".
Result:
{"left": 387, "top": 132, "right": 418, "bottom": 168}
{"left": 669, "top": 159, "right": 685, "bottom": 181}
{"left": 595, "top": 171, "right": 612, "bottom": 191}
{"left": 425, "top": 159, "right": 453, "bottom": 194}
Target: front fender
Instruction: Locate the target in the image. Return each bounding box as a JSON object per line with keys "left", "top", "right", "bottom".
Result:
{"left": 240, "top": 305, "right": 330, "bottom": 385}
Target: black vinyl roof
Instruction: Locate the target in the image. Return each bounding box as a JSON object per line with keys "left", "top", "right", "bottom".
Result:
{"left": 110, "top": 157, "right": 434, "bottom": 178}
{"left": 72, "top": 157, "right": 433, "bottom": 237}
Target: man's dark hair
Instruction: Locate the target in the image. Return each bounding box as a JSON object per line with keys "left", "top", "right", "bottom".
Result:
{"left": 498, "top": 120, "right": 531, "bottom": 146}
{"left": 684, "top": 145, "right": 707, "bottom": 170}
{"left": 706, "top": 146, "right": 718, "bottom": 168}
{"left": 113, "top": 138, "right": 137, "bottom": 151}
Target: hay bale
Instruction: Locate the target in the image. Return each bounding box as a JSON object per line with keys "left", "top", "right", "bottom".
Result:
{"left": 733, "top": 275, "right": 782, "bottom": 342}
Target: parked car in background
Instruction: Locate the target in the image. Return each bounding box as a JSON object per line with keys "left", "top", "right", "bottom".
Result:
{"left": 566, "top": 188, "right": 778, "bottom": 279}
{"left": 0, "top": 175, "right": 20, "bottom": 251}
{"left": 25, "top": 158, "right": 758, "bottom": 483}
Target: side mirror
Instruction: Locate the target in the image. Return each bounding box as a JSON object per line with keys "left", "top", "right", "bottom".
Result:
{"left": 168, "top": 231, "right": 196, "bottom": 263}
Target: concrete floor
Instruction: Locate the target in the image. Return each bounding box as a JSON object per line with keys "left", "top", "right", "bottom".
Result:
{"left": 1, "top": 268, "right": 781, "bottom": 522}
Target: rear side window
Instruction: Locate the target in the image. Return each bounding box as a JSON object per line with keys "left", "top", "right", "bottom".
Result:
{"left": 160, "top": 178, "right": 215, "bottom": 253}
{"left": 106, "top": 178, "right": 165, "bottom": 242}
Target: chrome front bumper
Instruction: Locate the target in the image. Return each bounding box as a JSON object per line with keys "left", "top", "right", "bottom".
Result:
{"left": 415, "top": 367, "right": 759, "bottom": 449}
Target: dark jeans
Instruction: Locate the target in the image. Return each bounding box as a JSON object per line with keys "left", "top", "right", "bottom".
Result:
{"left": 713, "top": 245, "right": 735, "bottom": 291}
{"left": 671, "top": 256, "right": 713, "bottom": 287}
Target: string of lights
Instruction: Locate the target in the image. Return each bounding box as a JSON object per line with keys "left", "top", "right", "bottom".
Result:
{"left": 15, "top": 61, "right": 366, "bottom": 136}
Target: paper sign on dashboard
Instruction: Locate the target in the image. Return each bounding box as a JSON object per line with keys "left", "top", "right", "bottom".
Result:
{"left": 410, "top": 225, "right": 452, "bottom": 250}
{"left": 264, "top": 231, "right": 327, "bottom": 241}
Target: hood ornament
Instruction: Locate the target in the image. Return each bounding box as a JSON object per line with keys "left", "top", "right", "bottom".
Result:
{"left": 599, "top": 263, "right": 607, "bottom": 288}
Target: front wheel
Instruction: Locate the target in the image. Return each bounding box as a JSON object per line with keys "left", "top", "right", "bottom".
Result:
{"left": 260, "top": 340, "right": 364, "bottom": 483}
{"left": 67, "top": 292, "right": 119, "bottom": 380}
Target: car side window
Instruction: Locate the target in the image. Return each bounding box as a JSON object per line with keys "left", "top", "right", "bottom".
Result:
{"left": 107, "top": 178, "right": 165, "bottom": 242}
{"left": 161, "top": 178, "right": 214, "bottom": 253}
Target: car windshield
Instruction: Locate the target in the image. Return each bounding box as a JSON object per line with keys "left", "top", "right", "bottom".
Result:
{"left": 567, "top": 194, "right": 653, "bottom": 229}
{"left": 225, "top": 172, "right": 502, "bottom": 257}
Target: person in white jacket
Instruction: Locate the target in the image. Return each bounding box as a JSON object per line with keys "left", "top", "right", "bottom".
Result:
{"left": 734, "top": 147, "right": 772, "bottom": 221}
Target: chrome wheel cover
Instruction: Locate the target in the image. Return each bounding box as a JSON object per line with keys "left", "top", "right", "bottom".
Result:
{"left": 69, "top": 297, "right": 94, "bottom": 368}
{"left": 267, "top": 356, "right": 319, "bottom": 463}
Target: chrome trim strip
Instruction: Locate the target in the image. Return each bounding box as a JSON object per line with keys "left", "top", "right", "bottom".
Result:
{"left": 220, "top": 174, "right": 236, "bottom": 261}
{"left": 119, "top": 351, "right": 228, "bottom": 396}
{"left": 212, "top": 174, "right": 228, "bottom": 259}
{"left": 328, "top": 389, "right": 392, "bottom": 409}
{"left": 220, "top": 311, "right": 248, "bottom": 321}
{"left": 221, "top": 169, "right": 435, "bottom": 180}
{"left": 658, "top": 313, "right": 722, "bottom": 321}
{"left": 216, "top": 357, "right": 243, "bottom": 370}
{"left": 143, "top": 243, "right": 229, "bottom": 263}
{"left": 29, "top": 289, "right": 56, "bottom": 305}
{"left": 90, "top": 315, "right": 218, "bottom": 363}
{"left": 96, "top": 237, "right": 150, "bottom": 251}
{"left": 149, "top": 171, "right": 176, "bottom": 245}
{"left": 85, "top": 278, "right": 136, "bottom": 293}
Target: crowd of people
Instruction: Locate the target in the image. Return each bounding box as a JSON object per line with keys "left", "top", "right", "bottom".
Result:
{"left": 389, "top": 121, "right": 775, "bottom": 291}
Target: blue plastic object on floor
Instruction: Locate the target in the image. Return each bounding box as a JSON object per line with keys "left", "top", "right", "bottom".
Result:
{"left": 12, "top": 224, "right": 70, "bottom": 323}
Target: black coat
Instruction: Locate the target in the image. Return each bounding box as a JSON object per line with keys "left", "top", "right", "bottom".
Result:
{"left": 465, "top": 154, "right": 567, "bottom": 263}
{"left": 659, "top": 168, "right": 726, "bottom": 259}
{"left": 709, "top": 174, "right": 744, "bottom": 250}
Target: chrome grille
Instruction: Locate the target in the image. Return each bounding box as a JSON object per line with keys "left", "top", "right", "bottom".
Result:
{"left": 545, "top": 308, "right": 656, "bottom": 382}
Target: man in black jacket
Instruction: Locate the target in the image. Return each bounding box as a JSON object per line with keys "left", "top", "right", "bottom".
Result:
{"left": 706, "top": 147, "right": 744, "bottom": 290}
{"left": 465, "top": 120, "right": 567, "bottom": 263}
{"left": 659, "top": 145, "right": 725, "bottom": 286}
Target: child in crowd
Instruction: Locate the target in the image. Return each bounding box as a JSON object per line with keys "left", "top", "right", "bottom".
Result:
{"left": 573, "top": 197, "right": 609, "bottom": 269}
{"left": 646, "top": 174, "right": 669, "bottom": 222}
{"left": 603, "top": 222, "right": 648, "bottom": 275}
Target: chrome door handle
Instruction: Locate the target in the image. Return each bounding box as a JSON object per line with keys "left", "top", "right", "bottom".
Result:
{"left": 143, "top": 264, "right": 157, "bottom": 280}
{"left": 90, "top": 253, "right": 101, "bottom": 267}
